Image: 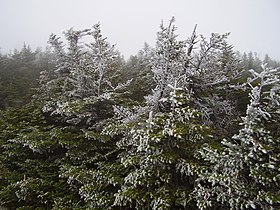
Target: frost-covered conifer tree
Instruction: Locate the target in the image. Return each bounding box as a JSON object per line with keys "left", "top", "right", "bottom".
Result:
{"left": 189, "top": 32, "right": 241, "bottom": 137}
{"left": 107, "top": 18, "right": 210, "bottom": 209}
{"left": 40, "top": 27, "right": 92, "bottom": 123}
{"left": 0, "top": 104, "right": 82, "bottom": 209}
{"left": 193, "top": 64, "right": 280, "bottom": 209}
{"left": 86, "top": 23, "right": 119, "bottom": 97}
{"left": 36, "top": 24, "right": 131, "bottom": 209}
{"left": 148, "top": 17, "right": 189, "bottom": 110}
{"left": 113, "top": 87, "right": 209, "bottom": 209}
{"left": 123, "top": 43, "right": 154, "bottom": 102}
{"left": 147, "top": 18, "right": 240, "bottom": 137}
{"left": 39, "top": 24, "right": 125, "bottom": 125}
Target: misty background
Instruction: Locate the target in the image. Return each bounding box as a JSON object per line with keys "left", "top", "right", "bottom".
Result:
{"left": 1, "top": 1, "right": 280, "bottom": 209}
{"left": 0, "top": 0, "right": 279, "bottom": 59}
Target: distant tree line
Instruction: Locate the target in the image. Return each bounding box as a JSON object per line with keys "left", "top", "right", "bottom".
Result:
{"left": 0, "top": 18, "right": 279, "bottom": 209}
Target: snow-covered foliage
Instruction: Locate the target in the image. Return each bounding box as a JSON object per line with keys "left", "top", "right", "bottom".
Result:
{"left": 151, "top": 17, "right": 189, "bottom": 102}
{"left": 39, "top": 24, "right": 128, "bottom": 125}
{"left": 194, "top": 64, "right": 280, "bottom": 209}
{"left": 145, "top": 17, "right": 241, "bottom": 136}
{"left": 34, "top": 24, "right": 132, "bottom": 209}
{"left": 189, "top": 33, "right": 241, "bottom": 133}
{"left": 113, "top": 87, "right": 209, "bottom": 209}
{"left": 86, "top": 23, "right": 118, "bottom": 97}
{"left": 1, "top": 18, "right": 279, "bottom": 210}
{"left": 106, "top": 18, "right": 213, "bottom": 209}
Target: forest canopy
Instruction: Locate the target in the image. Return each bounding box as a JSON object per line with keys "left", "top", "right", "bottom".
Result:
{"left": 0, "top": 18, "right": 279, "bottom": 210}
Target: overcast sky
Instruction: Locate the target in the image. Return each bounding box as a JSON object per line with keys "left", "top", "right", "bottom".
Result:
{"left": 0, "top": 0, "right": 279, "bottom": 60}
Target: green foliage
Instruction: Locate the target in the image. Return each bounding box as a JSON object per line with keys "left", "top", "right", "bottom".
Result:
{"left": 0, "top": 45, "right": 56, "bottom": 110}
{"left": 0, "top": 18, "right": 279, "bottom": 210}
{"left": 123, "top": 44, "right": 154, "bottom": 102}
{"left": 0, "top": 104, "right": 85, "bottom": 209}
{"left": 194, "top": 65, "right": 280, "bottom": 209}
{"left": 113, "top": 90, "right": 210, "bottom": 209}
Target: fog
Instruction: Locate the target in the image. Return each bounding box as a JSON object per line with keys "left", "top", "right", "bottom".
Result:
{"left": 0, "top": 0, "right": 279, "bottom": 59}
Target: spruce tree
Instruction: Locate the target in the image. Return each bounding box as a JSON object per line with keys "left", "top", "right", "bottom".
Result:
{"left": 39, "top": 24, "right": 131, "bottom": 209}
{"left": 109, "top": 17, "right": 210, "bottom": 209}
{"left": 194, "top": 64, "right": 280, "bottom": 209}
{"left": 0, "top": 104, "right": 83, "bottom": 209}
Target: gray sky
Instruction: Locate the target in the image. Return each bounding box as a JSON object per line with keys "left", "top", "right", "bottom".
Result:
{"left": 0, "top": 0, "right": 279, "bottom": 60}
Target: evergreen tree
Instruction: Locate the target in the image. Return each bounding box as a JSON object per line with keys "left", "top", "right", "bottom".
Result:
{"left": 38, "top": 24, "right": 131, "bottom": 209}
{"left": 194, "top": 64, "right": 280, "bottom": 209}
{"left": 108, "top": 17, "right": 210, "bottom": 209}
{"left": 0, "top": 45, "right": 49, "bottom": 110}
{"left": 113, "top": 88, "right": 209, "bottom": 209}
{"left": 1, "top": 17, "right": 279, "bottom": 210}
{"left": 40, "top": 24, "right": 128, "bottom": 125}
{"left": 187, "top": 32, "right": 242, "bottom": 138}
{"left": 150, "top": 17, "right": 189, "bottom": 106}
{"left": 263, "top": 54, "right": 280, "bottom": 69}
{"left": 0, "top": 103, "right": 83, "bottom": 209}
{"left": 123, "top": 43, "right": 154, "bottom": 102}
